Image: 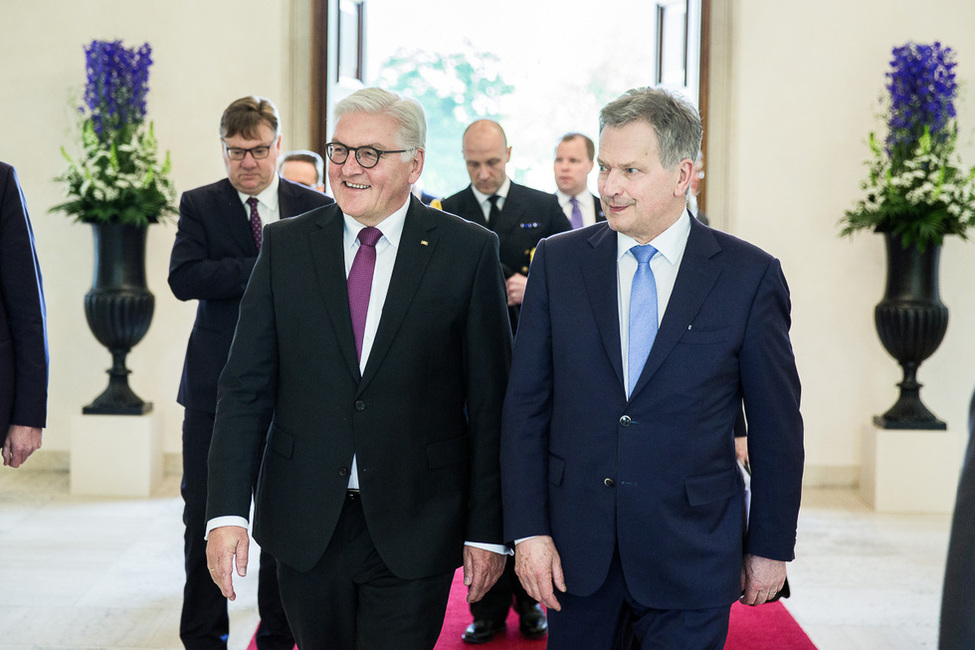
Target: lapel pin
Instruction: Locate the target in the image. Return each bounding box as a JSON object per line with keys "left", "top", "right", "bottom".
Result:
{"left": 420, "top": 240, "right": 429, "bottom": 246}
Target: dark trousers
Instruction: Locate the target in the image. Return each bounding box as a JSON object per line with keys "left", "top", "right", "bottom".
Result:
{"left": 179, "top": 408, "right": 293, "bottom": 650}
{"left": 548, "top": 548, "right": 731, "bottom": 650}
{"left": 276, "top": 493, "right": 455, "bottom": 650}
{"left": 469, "top": 560, "right": 536, "bottom": 624}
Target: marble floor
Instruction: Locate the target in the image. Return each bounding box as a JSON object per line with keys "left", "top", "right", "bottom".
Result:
{"left": 0, "top": 469, "right": 953, "bottom": 649}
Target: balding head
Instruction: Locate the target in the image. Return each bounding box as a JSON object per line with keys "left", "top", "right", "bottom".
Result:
{"left": 462, "top": 119, "right": 510, "bottom": 195}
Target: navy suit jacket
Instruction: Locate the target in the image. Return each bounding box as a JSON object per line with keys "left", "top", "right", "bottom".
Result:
{"left": 0, "top": 162, "right": 47, "bottom": 437}
{"left": 168, "top": 177, "right": 332, "bottom": 412}
{"left": 206, "top": 197, "right": 511, "bottom": 577}
{"left": 501, "top": 216, "right": 803, "bottom": 610}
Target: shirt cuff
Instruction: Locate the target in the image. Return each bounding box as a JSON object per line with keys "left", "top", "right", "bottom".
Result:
{"left": 465, "top": 541, "right": 512, "bottom": 556}
{"left": 205, "top": 516, "right": 249, "bottom": 540}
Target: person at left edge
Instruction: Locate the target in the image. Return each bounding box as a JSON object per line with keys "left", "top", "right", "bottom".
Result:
{"left": 0, "top": 161, "right": 47, "bottom": 469}
{"left": 205, "top": 87, "right": 511, "bottom": 649}
{"left": 168, "top": 96, "right": 333, "bottom": 650}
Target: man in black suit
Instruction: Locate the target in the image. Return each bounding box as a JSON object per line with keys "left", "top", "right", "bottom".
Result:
{"left": 205, "top": 87, "right": 511, "bottom": 649}
{"left": 440, "top": 120, "right": 570, "bottom": 333}
{"left": 554, "top": 133, "right": 605, "bottom": 229}
{"left": 168, "top": 96, "right": 332, "bottom": 650}
{"left": 0, "top": 162, "right": 47, "bottom": 469}
{"left": 439, "top": 120, "right": 567, "bottom": 643}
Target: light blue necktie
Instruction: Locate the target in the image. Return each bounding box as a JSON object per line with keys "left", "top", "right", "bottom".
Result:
{"left": 628, "top": 244, "right": 658, "bottom": 397}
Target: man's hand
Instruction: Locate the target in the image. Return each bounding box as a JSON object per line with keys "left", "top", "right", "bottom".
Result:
{"left": 3, "top": 425, "right": 42, "bottom": 468}
{"left": 740, "top": 554, "right": 786, "bottom": 606}
{"left": 463, "top": 546, "right": 506, "bottom": 603}
{"left": 506, "top": 273, "right": 528, "bottom": 306}
{"left": 514, "top": 535, "right": 566, "bottom": 611}
{"left": 206, "top": 526, "right": 250, "bottom": 601}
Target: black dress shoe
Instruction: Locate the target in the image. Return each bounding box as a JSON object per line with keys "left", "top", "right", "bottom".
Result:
{"left": 462, "top": 619, "right": 504, "bottom": 644}
{"left": 518, "top": 603, "right": 548, "bottom": 639}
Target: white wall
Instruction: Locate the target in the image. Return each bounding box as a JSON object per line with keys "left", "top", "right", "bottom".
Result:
{"left": 710, "top": 0, "right": 975, "bottom": 483}
{"left": 4, "top": 0, "right": 975, "bottom": 484}
{"left": 0, "top": 0, "right": 306, "bottom": 458}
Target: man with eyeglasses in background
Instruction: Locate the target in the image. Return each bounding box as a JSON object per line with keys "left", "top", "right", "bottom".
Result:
{"left": 280, "top": 149, "right": 326, "bottom": 193}
{"left": 204, "top": 87, "right": 510, "bottom": 649}
{"left": 168, "top": 95, "right": 332, "bottom": 650}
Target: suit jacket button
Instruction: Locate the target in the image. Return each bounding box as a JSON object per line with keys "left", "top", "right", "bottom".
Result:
{"left": 619, "top": 415, "right": 631, "bottom": 426}
{"left": 604, "top": 478, "right": 615, "bottom": 488}
{"left": 338, "top": 467, "right": 349, "bottom": 477}
{"left": 354, "top": 400, "right": 366, "bottom": 411}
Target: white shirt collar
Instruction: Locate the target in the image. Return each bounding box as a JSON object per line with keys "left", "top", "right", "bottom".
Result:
{"left": 342, "top": 196, "right": 410, "bottom": 250}
{"left": 471, "top": 177, "right": 511, "bottom": 205}
{"left": 616, "top": 209, "right": 692, "bottom": 264}
{"left": 237, "top": 174, "right": 280, "bottom": 210}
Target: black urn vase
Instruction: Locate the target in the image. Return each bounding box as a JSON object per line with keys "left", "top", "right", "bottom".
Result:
{"left": 82, "top": 223, "right": 154, "bottom": 415}
{"left": 872, "top": 232, "right": 948, "bottom": 429}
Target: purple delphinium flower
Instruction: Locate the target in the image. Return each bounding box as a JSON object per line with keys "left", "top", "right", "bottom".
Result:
{"left": 83, "top": 40, "right": 153, "bottom": 141}
{"left": 885, "top": 41, "right": 958, "bottom": 164}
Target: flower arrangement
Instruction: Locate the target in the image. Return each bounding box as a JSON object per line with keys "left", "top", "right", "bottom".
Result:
{"left": 52, "top": 40, "right": 176, "bottom": 226}
{"left": 841, "top": 42, "right": 975, "bottom": 250}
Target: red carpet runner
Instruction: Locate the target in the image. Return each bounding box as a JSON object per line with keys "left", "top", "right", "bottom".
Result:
{"left": 250, "top": 568, "right": 817, "bottom": 649}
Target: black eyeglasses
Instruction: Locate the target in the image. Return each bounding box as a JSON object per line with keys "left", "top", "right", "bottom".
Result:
{"left": 325, "top": 142, "right": 411, "bottom": 169}
{"left": 223, "top": 141, "right": 274, "bottom": 161}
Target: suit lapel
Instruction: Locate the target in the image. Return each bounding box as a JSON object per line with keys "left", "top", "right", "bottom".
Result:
{"left": 459, "top": 188, "right": 487, "bottom": 227}
{"left": 307, "top": 205, "right": 361, "bottom": 380}
{"left": 580, "top": 224, "right": 625, "bottom": 391}
{"left": 278, "top": 177, "right": 299, "bottom": 219}
{"left": 359, "top": 197, "right": 437, "bottom": 391}
{"left": 221, "top": 180, "right": 257, "bottom": 254}
{"left": 629, "top": 220, "right": 722, "bottom": 400}
{"left": 491, "top": 182, "right": 525, "bottom": 241}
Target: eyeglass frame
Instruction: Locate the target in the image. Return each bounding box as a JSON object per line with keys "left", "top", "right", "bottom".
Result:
{"left": 324, "top": 141, "right": 414, "bottom": 169}
{"left": 222, "top": 140, "right": 276, "bottom": 161}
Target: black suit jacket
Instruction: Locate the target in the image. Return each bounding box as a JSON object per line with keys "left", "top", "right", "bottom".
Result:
{"left": 168, "top": 177, "right": 332, "bottom": 412}
{"left": 206, "top": 197, "right": 512, "bottom": 578}
{"left": 440, "top": 182, "right": 570, "bottom": 279}
{"left": 0, "top": 162, "right": 47, "bottom": 438}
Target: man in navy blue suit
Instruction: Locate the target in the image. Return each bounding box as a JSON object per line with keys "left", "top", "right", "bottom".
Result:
{"left": 501, "top": 87, "right": 804, "bottom": 649}
{"left": 0, "top": 162, "right": 47, "bottom": 469}
{"left": 169, "top": 96, "right": 332, "bottom": 649}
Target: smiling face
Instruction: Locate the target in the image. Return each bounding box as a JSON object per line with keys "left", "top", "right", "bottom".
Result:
{"left": 327, "top": 111, "right": 423, "bottom": 227}
{"left": 554, "top": 137, "right": 594, "bottom": 196}
{"left": 222, "top": 123, "right": 281, "bottom": 195}
{"left": 597, "top": 120, "right": 692, "bottom": 244}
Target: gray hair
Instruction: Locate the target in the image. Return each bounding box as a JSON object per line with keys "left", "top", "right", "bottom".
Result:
{"left": 333, "top": 88, "right": 426, "bottom": 161}
{"left": 599, "top": 87, "right": 702, "bottom": 170}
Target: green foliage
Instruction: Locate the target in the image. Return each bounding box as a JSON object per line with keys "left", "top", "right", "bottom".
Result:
{"left": 53, "top": 119, "right": 177, "bottom": 226}
{"left": 374, "top": 46, "right": 514, "bottom": 196}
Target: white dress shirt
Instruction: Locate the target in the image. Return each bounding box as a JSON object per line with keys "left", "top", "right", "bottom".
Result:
{"left": 556, "top": 189, "right": 598, "bottom": 228}
{"left": 470, "top": 177, "right": 511, "bottom": 224}
{"left": 236, "top": 174, "right": 282, "bottom": 226}
{"left": 617, "top": 210, "right": 692, "bottom": 397}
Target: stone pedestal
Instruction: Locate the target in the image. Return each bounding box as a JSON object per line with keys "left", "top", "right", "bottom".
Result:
{"left": 70, "top": 412, "right": 163, "bottom": 497}
{"left": 860, "top": 422, "right": 964, "bottom": 513}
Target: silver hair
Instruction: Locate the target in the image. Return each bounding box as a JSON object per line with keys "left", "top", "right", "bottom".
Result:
{"left": 333, "top": 88, "right": 426, "bottom": 161}
{"left": 599, "top": 87, "right": 702, "bottom": 170}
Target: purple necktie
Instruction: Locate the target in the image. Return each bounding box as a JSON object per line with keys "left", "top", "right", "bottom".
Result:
{"left": 348, "top": 227, "right": 383, "bottom": 360}
{"left": 569, "top": 196, "right": 584, "bottom": 229}
{"left": 246, "top": 197, "right": 263, "bottom": 250}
